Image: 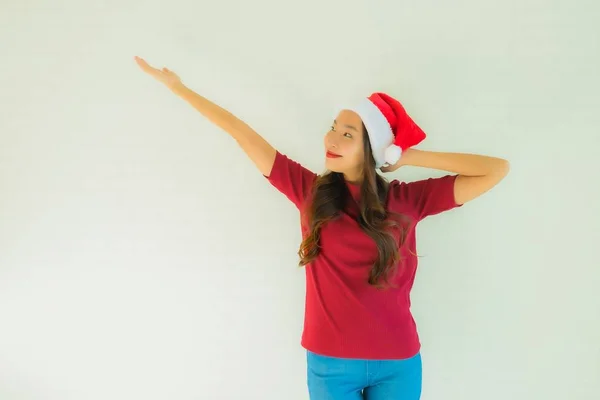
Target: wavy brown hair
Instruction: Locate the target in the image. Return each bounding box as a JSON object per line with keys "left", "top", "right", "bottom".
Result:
{"left": 298, "top": 123, "right": 411, "bottom": 289}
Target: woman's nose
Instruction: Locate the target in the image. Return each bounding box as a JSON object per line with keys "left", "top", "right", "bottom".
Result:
{"left": 327, "top": 134, "right": 339, "bottom": 148}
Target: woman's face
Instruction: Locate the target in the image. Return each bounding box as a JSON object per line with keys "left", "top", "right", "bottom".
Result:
{"left": 324, "top": 110, "right": 365, "bottom": 181}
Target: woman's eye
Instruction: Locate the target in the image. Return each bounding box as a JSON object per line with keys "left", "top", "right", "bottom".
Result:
{"left": 344, "top": 133, "right": 352, "bottom": 138}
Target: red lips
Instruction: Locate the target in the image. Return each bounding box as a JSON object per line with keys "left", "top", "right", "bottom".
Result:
{"left": 326, "top": 150, "right": 342, "bottom": 158}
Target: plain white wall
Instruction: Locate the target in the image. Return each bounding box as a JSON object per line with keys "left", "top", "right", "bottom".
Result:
{"left": 1, "top": 0, "right": 598, "bottom": 399}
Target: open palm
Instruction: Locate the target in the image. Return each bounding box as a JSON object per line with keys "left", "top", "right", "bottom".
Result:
{"left": 134, "top": 56, "right": 182, "bottom": 89}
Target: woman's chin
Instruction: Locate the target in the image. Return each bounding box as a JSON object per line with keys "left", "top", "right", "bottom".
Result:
{"left": 325, "top": 158, "right": 344, "bottom": 172}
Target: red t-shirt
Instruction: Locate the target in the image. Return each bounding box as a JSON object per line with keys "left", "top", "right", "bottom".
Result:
{"left": 265, "top": 151, "right": 461, "bottom": 360}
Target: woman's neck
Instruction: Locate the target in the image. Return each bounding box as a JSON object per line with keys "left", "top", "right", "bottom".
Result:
{"left": 343, "top": 169, "right": 362, "bottom": 185}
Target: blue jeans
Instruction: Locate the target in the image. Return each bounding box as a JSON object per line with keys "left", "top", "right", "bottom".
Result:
{"left": 306, "top": 351, "right": 422, "bottom": 400}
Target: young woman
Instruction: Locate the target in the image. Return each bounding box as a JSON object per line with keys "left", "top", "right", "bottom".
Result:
{"left": 134, "top": 56, "right": 509, "bottom": 400}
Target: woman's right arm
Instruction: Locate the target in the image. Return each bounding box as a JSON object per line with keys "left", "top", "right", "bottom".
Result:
{"left": 134, "top": 56, "right": 276, "bottom": 176}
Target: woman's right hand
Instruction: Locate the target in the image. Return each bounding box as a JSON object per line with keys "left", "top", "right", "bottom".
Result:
{"left": 133, "top": 55, "right": 277, "bottom": 177}
{"left": 134, "top": 56, "right": 183, "bottom": 90}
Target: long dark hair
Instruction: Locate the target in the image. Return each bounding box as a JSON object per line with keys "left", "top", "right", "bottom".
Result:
{"left": 297, "top": 123, "right": 410, "bottom": 289}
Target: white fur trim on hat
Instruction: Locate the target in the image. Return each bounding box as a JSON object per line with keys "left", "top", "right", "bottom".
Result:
{"left": 384, "top": 144, "right": 402, "bottom": 165}
{"left": 341, "top": 98, "right": 395, "bottom": 168}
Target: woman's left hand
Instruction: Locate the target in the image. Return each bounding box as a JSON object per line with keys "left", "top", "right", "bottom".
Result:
{"left": 380, "top": 149, "right": 413, "bottom": 173}
{"left": 380, "top": 163, "right": 400, "bottom": 173}
{"left": 379, "top": 147, "right": 510, "bottom": 205}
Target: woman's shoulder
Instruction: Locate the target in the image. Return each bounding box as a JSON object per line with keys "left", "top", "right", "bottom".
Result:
{"left": 386, "top": 174, "right": 462, "bottom": 221}
{"left": 385, "top": 179, "right": 415, "bottom": 214}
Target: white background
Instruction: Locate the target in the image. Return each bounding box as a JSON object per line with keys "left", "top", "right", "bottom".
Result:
{"left": 1, "top": 0, "right": 598, "bottom": 399}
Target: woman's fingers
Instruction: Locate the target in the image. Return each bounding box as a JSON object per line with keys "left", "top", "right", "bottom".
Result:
{"left": 135, "top": 56, "right": 160, "bottom": 76}
{"left": 134, "top": 56, "right": 181, "bottom": 88}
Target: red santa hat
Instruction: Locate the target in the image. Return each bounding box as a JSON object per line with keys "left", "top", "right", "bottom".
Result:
{"left": 341, "top": 92, "right": 427, "bottom": 168}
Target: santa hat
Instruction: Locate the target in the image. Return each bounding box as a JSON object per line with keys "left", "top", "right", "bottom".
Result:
{"left": 341, "top": 93, "right": 426, "bottom": 168}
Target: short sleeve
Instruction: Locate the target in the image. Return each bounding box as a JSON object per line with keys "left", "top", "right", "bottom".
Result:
{"left": 392, "top": 174, "right": 462, "bottom": 221}
{"left": 264, "top": 151, "right": 318, "bottom": 210}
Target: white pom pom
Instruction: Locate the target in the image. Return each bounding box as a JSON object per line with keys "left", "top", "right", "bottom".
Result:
{"left": 384, "top": 144, "right": 402, "bottom": 165}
